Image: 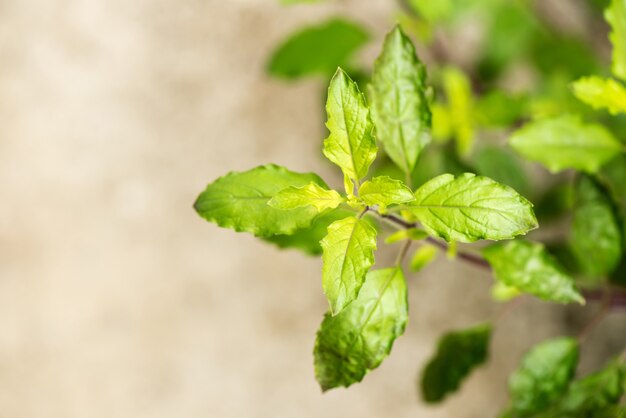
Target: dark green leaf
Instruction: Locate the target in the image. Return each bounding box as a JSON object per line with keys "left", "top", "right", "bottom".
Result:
{"left": 570, "top": 176, "right": 622, "bottom": 278}
{"left": 194, "top": 164, "right": 326, "bottom": 237}
{"left": 267, "top": 19, "right": 369, "bottom": 79}
{"left": 555, "top": 358, "right": 626, "bottom": 416}
{"left": 421, "top": 323, "right": 492, "bottom": 403}
{"left": 507, "top": 337, "right": 579, "bottom": 417}
{"left": 314, "top": 267, "right": 408, "bottom": 391}
{"left": 474, "top": 146, "right": 530, "bottom": 198}
{"left": 483, "top": 240, "right": 584, "bottom": 304}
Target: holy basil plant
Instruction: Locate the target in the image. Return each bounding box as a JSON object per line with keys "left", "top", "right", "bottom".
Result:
{"left": 196, "top": 8, "right": 626, "bottom": 414}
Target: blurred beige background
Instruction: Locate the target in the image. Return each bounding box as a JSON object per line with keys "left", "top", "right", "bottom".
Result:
{"left": 1, "top": 1, "right": 624, "bottom": 417}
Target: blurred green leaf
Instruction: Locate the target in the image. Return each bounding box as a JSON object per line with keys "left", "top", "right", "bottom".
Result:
{"left": 483, "top": 240, "right": 584, "bottom": 304}
{"left": 554, "top": 358, "right": 626, "bottom": 416}
{"left": 509, "top": 115, "right": 623, "bottom": 173}
{"left": 478, "top": 2, "right": 538, "bottom": 80}
{"left": 475, "top": 91, "right": 528, "bottom": 127}
{"left": 491, "top": 281, "right": 522, "bottom": 302}
{"left": 473, "top": 146, "right": 530, "bottom": 198}
{"left": 268, "top": 19, "right": 369, "bottom": 79}
{"left": 421, "top": 323, "right": 491, "bottom": 403}
{"left": 533, "top": 183, "right": 574, "bottom": 223}
{"left": 507, "top": 337, "right": 579, "bottom": 417}
{"left": 598, "top": 154, "right": 626, "bottom": 252}
{"left": 606, "top": 0, "right": 626, "bottom": 81}
{"left": 570, "top": 176, "right": 622, "bottom": 279}
{"left": 441, "top": 68, "right": 475, "bottom": 156}
{"left": 314, "top": 267, "right": 408, "bottom": 391}
{"left": 409, "top": 244, "right": 438, "bottom": 272}
{"left": 572, "top": 76, "right": 626, "bottom": 115}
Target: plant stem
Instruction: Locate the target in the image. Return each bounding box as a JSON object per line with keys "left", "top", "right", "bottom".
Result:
{"left": 375, "top": 210, "right": 626, "bottom": 309}
{"left": 395, "top": 239, "right": 412, "bottom": 266}
{"left": 577, "top": 289, "right": 612, "bottom": 342}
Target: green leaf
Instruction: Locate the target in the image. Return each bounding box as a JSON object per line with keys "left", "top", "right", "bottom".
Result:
{"left": 509, "top": 115, "right": 623, "bottom": 173}
{"left": 369, "top": 25, "right": 432, "bottom": 174}
{"left": 507, "top": 337, "right": 579, "bottom": 417}
{"left": 385, "top": 228, "right": 428, "bottom": 244}
{"left": 474, "top": 146, "right": 530, "bottom": 198}
{"left": 483, "top": 240, "right": 584, "bottom": 304}
{"left": 421, "top": 323, "right": 492, "bottom": 403}
{"left": 194, "top": 164, "right": 325, "bottom": 237}
{"left": 323, "top": 68, "right": 378, "bottom": 184}
{"left": 606, "top": 0, "right": 626, "bottom": 81}
{"left": 268, "top": 182, "right": 344, "bottom": 212}
{"left": 267, "top": 19, "right": 369, "bottom": 79}
{"left": 314, "top": 267, "right": 408, "bottom": 391}
{"left": 409, "top": 244, "right": 438, "bottom": 272}
{"left": 555, "top": 358, "right": 626, "bottom": 416}
{"left": 407, "top": 173, "right": 537, "bottom": 243}
{"left": 572, "top": 76, "right": 626, "bottom": 115}
{"left": 358, "top": 176, "right": 415, "bottom": 209}
{"left": 262, "top": 208, "right": 354, "bottom": 255}
{"left": 442, "top": 67, "right": 475, "bottom": 157}
{"left": 570, "top": 176, "right": 622, "bottom": 278}
{"left": 598, "top": 155, "right": 626, "bottom": 253}
{"left": 321, "top": 216, "right": 377, "bottom": 315}
{"left": 491, "top": 281, "right": 522, "bottom": 302}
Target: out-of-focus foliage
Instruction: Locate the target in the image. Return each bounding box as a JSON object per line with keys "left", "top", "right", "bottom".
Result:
{"left": 195, "top": 0, "right": 626, "bottom": 411}
{"left": 267, "top": 19, "right": 369, "bottom": 79}
{"left": 420, "top": 324, "right": 491, "bottom": 403}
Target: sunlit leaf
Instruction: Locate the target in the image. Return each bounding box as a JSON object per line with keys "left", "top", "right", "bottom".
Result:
{"left": 369, "top": 25, "right": 431, "bottom": 174}
{"left": 314, "top": 267, "right": 408, "bottom": 390}
{"left": 407, "top": 173, "right": 537, "bottom": 243}
{"left": 321, "top": 216, "right": 377, "bottom": 315}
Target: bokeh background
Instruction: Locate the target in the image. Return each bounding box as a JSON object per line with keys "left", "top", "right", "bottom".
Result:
{"left": 1, "top": 1, "right": 625, "bottom": 417}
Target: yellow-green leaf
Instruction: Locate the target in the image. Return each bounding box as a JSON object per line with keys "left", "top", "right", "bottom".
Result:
{"left": 410, "top": 244, "right": 438, "bottom": 272}
{"left": 269, "top": 182, "right": 344, "bottom": 212}
{"left": 421, "top": 324, "right": 492, "bottom": 403}
{"left": 323, "top": 68, "right": 377, "bottom": 184}
{"left": 321, "top": 216, "right": 377, "bottom": 315}
{"left": 358, "top": 176, "right": 415, "bottom": 209}
{"left": 407, "top": 173, "right": 537, "bottom": 243}
{"left": 606, "top": 0, "right": 626, "bottom": 81}
{"left": 572, "top": 76, "right": 626, "bottom": 115}
{"left": 194, "top": 164, "right": 326, "bottom": 237}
